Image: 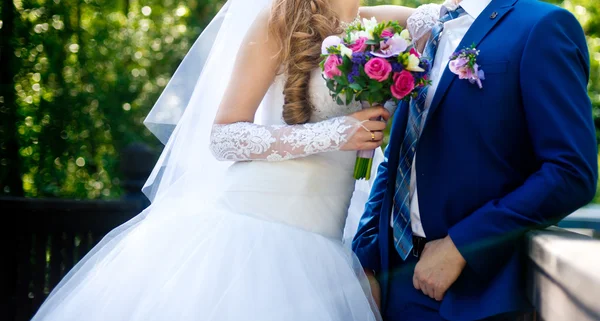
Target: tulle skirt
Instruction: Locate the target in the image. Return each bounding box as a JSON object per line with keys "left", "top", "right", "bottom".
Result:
{"left": 31, "top": 204, "right": 381, "bottom": 321}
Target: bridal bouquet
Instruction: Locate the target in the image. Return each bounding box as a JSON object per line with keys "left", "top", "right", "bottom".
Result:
{"left": 320, "top": 17, "right": 431, "bottom": 180}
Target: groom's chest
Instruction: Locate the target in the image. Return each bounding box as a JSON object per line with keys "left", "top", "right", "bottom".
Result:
{"left": 401, "top": 19, "right": 532, "bottom": 160}
{"left": 427, "top": 16, "right": 475, "bottom": 103}
{"left": 430, "top": 24, "right": 526, "bottom": 128}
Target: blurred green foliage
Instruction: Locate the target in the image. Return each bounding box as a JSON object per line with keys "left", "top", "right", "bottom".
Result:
{"left": 0, "top": 0, "right": 598, "bottom": 199}
{"left": 0, "top": 0, "right": 223, "bottom": 198}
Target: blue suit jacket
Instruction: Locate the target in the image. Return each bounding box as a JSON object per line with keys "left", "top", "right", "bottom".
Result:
{"left": 353, "top": 0, "right": 597, "bottom": 320}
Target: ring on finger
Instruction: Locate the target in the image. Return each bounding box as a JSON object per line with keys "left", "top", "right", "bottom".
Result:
{"left": 371, "top": 132, "right": 376, "bottom": 142}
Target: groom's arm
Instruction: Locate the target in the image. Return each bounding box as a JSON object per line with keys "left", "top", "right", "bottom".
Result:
{"left": 352, "top": 143, "right": 392, "bottom": 274}
{"left": 448, "top": 8, "right": 597, "bottom": 279}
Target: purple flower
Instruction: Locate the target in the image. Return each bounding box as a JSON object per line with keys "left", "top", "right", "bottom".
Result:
{"left": 448, "top": 57, "right": 469, "bottom": 74}
{"left": 352, "top": 52, "right": 367, "bottom": 65}
{"left": 371, "top": 36, "right": 408, "bottom": 58}
{"left": 467, "top": 64, "right": 485, "bottom": 89}
{"left": 347, "top": 64, "right": 360, "bottom": 83}
{"left": 448, "top": 45, "right": 484, "bottom": 88}
{"left": 419, "top": 59, "right": 431, "bottom": 74}
{"left": 391, "top": 61, "right": 404, "bottom": 72}
{"left": 321, "top": 36, "right": 342, "bottom": 55}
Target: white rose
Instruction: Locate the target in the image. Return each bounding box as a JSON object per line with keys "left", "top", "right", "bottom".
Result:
{"left": 350, "top": 30, "right": 371, "bottom": 42}
{"left": 406, "top": 54, "right": 425, "bottom": 72}
{"left": 400, "top": 29, "right": 411, "bottom": 41}
{"left": 339, "top": 44, "right": 353, "bottom": 58}
{"left": 362, "top": 17, "right": 378, "bottom": 39}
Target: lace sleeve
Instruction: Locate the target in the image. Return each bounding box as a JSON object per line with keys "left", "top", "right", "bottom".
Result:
{"left": 210, "top": 116, "right": 361, "bottom": 161}
{"left": 407, "top": 3, "right": 442, "bottom": 44}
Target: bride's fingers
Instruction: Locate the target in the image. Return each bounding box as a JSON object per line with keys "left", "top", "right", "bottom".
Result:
{"left": 361, "top": 120, "right": 387, "bottom": 132}
{"left": 371, "top": 131, "right": 384, "bottom": 142}
{"left": 355, "top": 131, "right": 384, "bottom": 143}
{"left": 358, "top": 141, "right": 383, "bottom": 150}
{"left": 353, "top": 106, "right": 391, "bottom": 122}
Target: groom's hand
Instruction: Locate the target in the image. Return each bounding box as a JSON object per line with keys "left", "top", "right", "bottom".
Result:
{"left": 364, "top": 269, "right": 381, "bottom": 311}
{"left": 413, "top": 235, "right": 466, "bottom": 301}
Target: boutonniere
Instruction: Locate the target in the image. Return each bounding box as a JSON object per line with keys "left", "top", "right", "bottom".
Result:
{"left": 448, "top": 45, "right": 485, "bottom": 89}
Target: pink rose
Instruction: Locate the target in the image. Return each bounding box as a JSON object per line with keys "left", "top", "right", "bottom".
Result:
{"left": 381, "top": 29, "right": 394, "bottom": 38}
{"left": 391, "top": 70, "right": 415, "bottom": 99}
{"left": 348, "top": 37, "right": 368, "bottom": 53}
{"left": 449, "top": 57, "right": 469, "bottom": 76}
{"left": 364, "top": 58, "right": 392, "bottom": 82}
{"left": 323, "top": 55, "right": 343, "bottom": 79}
{"left": 410, "top": 48, "right": 421, "bottom": 58}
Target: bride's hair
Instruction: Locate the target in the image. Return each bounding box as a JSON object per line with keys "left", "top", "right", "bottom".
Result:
{"left": 269, "top": 0, "right": 341, "bottom": 125}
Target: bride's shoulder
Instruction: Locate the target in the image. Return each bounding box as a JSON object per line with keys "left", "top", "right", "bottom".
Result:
{"left": 242, "top": 7, "right": 280, "bottom": 55}
{"left": 247, "top": 8, "right": 274, "bottom": 40}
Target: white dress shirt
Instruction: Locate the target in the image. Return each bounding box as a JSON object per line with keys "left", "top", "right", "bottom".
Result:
{"left": 392, "top": 0, "right": 492, "bottom": 237}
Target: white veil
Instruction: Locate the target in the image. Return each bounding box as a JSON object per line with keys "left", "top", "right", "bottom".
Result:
{"left": 140, "top": 0, "right": 383, "bottom": 244}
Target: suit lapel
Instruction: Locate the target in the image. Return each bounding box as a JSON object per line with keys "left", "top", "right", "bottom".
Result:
{"left": 423, "top": 0, "right": 517, "bottom": 128}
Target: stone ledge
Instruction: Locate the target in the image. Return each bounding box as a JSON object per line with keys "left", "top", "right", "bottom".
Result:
{"left": 527, "top": 227, "right": 600, "bottom": 321}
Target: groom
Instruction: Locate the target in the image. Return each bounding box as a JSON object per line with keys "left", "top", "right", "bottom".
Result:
{"left": 353, "top": 0, "right": 598, "bottom": 320}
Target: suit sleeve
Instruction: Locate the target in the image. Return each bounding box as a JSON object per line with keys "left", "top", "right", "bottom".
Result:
{"left": 352, "top": 141, "right": 392, "bottom": 273}
{"left": 448, "top": 9, "right": 598, "bottom": 278}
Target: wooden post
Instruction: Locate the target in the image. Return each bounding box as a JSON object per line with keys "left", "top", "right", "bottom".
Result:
{"left": 0, "top": 226, "right": 18, "bottom": 321}
{"left": 120, "top": 143, "right": 158, "bottom": 211}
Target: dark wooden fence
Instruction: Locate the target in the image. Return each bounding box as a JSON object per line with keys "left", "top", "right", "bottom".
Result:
{"left": 0, "top": 143, "right": 156, "bottom": 321}
{"left": 1, "top": 197, "right": 146, "bottom": 321}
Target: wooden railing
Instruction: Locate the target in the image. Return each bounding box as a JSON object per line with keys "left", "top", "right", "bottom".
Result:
{"left": 0, "top": 197, "right": 146, "bottom": 321}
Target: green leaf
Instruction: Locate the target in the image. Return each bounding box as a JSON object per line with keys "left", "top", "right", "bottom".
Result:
{"left": 349, "top": 83, "right": 363, "bottom": 91}
{"left": 326, "top": 80, "right": 335, "bottom": 92}
{"left": 345, "top": 92, "right": 354, "bottom": 105}
{"left": 370, "top": 80, "right": 384, "bottom": 91}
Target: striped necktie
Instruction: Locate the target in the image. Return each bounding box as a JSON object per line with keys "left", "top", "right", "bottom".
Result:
{"left": 391, "top": 6, "right": 467, "bottom": 260}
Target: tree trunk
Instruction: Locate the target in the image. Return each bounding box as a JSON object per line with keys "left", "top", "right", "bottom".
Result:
{"left": 0, "top": 0, "right": 24, "bottom": 196}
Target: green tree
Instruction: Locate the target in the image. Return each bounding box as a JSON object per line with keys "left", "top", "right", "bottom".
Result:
{"left": 0, "top": 0, "right": 24, "bottom": 196}
{"left": 0, "top": 0, "right": 224, "bottom": 199}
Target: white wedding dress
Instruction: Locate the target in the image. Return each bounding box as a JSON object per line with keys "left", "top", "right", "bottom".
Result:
{"left": 30, "top": 69, "right": 382, "bottom": 321}
{"left": 30, "top": 0, "right": 443, "bottom": 318}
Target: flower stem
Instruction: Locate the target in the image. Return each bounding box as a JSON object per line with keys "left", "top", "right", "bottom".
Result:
{"left": 353, "top": 157, "right": 374, "bottom": 180}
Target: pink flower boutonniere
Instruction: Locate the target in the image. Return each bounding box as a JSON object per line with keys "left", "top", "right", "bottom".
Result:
{"left": 448, "top": 45, "right": 485, "bottom": 89}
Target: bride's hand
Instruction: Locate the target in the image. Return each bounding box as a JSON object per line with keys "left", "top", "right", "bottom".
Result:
{"left": 342, "top": 106, "right": 390, "bottom": 151}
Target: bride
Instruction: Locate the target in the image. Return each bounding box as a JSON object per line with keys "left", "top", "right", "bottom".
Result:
{"left": 31, "top": 0, "right": 439, "bottom": 320}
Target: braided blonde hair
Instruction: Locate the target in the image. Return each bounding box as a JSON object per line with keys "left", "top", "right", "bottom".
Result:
{"left": 269, "top": 0, "right": 342, "bottom": 124}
